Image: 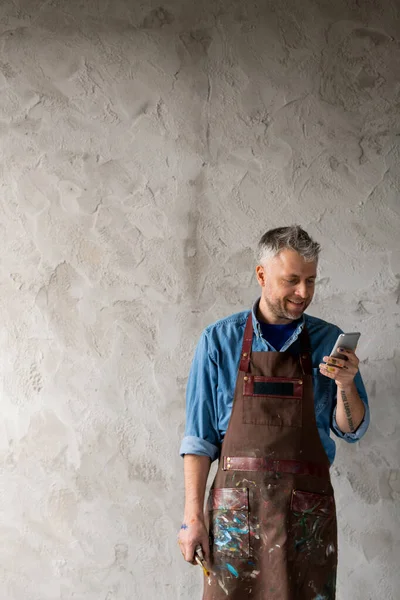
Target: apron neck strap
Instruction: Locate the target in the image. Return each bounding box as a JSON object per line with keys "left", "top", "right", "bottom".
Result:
{"left": 299, "top": 326, "right": 313, "bottom": 375}
{"left": 239, "top": 314, "right": 253, "bottom": 372}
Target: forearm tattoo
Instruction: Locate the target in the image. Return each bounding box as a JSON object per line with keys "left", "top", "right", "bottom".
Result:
{"left": 341, "top": 389, "right": 355, "bottom": 432}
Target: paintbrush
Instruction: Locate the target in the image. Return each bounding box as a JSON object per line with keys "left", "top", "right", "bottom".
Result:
{"left": 194, "top": 545, "right": 211, "bottom": 583}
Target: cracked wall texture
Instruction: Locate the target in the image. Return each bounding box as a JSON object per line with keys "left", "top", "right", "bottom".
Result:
{"left": 0, "top": 0, "right": 399, "bottom": 598}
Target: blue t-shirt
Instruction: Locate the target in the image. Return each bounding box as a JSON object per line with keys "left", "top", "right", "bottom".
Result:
{"left": 259, "top": 318, "right": 302, "bottom": 351}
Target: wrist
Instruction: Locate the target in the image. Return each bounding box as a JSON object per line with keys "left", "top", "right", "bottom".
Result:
{"left": 336, "top": 380, "right": 355, "bottom": 392}
{"left": 183, "top": 512, "right": 205, "bottom": 524}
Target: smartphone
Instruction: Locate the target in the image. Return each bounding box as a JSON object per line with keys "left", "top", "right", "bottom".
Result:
{"left": 330, "top": 332, "right": 361, "bottom": 359}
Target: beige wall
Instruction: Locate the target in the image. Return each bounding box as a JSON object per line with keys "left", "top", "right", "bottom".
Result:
{"left": 0, "top": 0, "right": 399, "bottom": 598}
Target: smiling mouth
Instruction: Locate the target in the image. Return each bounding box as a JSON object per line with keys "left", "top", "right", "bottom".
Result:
{"left": 288, "top": 300, "right": 305, "bottom": 307}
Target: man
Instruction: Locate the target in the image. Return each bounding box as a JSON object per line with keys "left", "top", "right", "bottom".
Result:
{"left": 178, "top": 226, "right": 369, "bottom": 599}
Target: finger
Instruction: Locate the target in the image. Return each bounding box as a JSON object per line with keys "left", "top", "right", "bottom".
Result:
{"left": 320, "top": 363, "right": 338, "bottom": 374}
{"left": 319, "top": 369, "right": 335, "bottom": 380}
{"left": 177, "top": 538, "right": 194, "bottom": 564}
{"left": 185, "top": 549, "right": 195, "bottom": 563}
{"left": 186, "top": 541, "right": 199, "bottom": 564}
{"left": 337, "top": 348, "right": 359, "bottom": 365}
{"left": 323, "top": 356, "right": 348, "bottom": 369}
{"left": 319, "top": 364, "right": 338, "bottom": 378}
{"left": 185, "top": 551, "right": 197, "bottom": 564}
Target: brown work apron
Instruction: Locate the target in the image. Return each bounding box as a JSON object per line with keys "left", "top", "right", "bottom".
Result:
{"left": 203, "top": 315, "right": 337, "bottom": 599}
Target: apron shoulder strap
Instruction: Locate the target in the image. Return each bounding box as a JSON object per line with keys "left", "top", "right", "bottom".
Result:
{"left": 299, "top": 326, "right": 313, "bottom": 375}
{"left": 239, "top": 313, "right": 253, "bottom": 372}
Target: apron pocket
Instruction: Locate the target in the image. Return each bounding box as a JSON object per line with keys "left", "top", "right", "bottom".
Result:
{"left": 209, "top": 488, "right": 250, "bottom": 558}
{"left": 243, "top": 376, "right": 303, "bottom": 427}
{"left": 290, "top": 489, "right": 337, "bottom": 563}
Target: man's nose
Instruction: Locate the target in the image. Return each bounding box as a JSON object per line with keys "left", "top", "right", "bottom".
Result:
{"left": 295, "top": 283, "right": 307, "bottom": 299}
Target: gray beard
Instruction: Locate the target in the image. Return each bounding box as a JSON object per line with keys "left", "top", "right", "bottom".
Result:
{"left": 264, "top": 296, "right": 306, "bottom": 321}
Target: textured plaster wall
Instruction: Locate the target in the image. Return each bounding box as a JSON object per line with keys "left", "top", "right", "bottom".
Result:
{"left": 0, "top": 0, "right": 399, "bottom": 598}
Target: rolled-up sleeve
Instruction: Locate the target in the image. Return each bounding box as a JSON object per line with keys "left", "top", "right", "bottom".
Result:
{"left": 331, "top": 370, "right": 370, "bottom": 442}
{"left": 179, "top": 330, "right": 221, "bottom": 461}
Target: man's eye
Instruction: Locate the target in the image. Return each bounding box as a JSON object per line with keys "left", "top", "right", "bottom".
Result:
{"left": 286, "top": 279, "right": 296, "bottom": 283}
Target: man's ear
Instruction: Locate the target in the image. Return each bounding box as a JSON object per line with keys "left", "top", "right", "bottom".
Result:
{"left": 255, "top": 265, "right": 266, "bottom": 287}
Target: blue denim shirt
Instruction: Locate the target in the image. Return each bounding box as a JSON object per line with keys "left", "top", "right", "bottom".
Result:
{"left": 180, "top": 300, "right": 370, "bottom": 464}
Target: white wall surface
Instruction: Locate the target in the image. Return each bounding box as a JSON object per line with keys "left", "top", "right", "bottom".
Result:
{"left": 0, "top": 0, "right": 399, "bottom": 598}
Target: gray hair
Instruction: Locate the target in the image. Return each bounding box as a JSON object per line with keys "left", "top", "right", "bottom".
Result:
{"left": 257, "top": 225, "right": 320, "bottom": 265}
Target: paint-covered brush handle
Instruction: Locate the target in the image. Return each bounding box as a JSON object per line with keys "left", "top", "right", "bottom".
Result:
{"left": 195, "top": 544, "right": 204, "bottom": 560}
{"left": 194, "top": 544, "right": 210, "bottom": 579}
